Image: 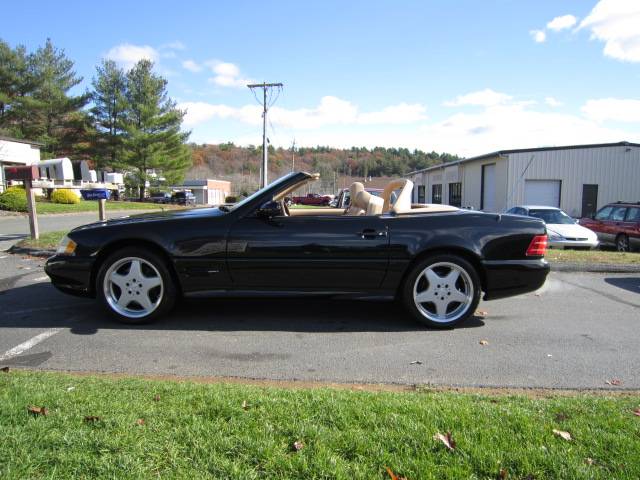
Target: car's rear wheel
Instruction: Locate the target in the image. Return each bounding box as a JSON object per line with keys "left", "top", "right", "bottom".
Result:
{"left": 616, "top": 234, "right": 630, "bottom": 252}
{"left": 97, "top": 247, "right": 176, "bottom": 324}
{"left": 402, "top": 254, "right": 481, "bottom": 328}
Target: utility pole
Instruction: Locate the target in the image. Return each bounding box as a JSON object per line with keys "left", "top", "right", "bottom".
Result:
{"left": 247, "top": 82, "right": 283, "bottom": 188}
{"left": 291, "top": 139, "right": 296, "bottom": 172}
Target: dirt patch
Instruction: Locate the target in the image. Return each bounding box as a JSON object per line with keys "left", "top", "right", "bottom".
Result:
{"left": 16, "top": 368, "right": 640, "bottom": 397}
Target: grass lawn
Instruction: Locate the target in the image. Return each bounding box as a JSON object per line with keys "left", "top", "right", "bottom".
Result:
{"left": 546, "top": 248, "right": 640, "bottom": 264}
{"left": 1, "top": 371, "right": 639, "bottom": 479}
{"left": 14, "top": 230, "right": 67, "bottom": 250}
{"left": 32, "top": 199, "right": 183, "bottom": 215}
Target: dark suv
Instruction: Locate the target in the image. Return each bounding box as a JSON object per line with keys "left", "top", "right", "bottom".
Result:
{"left": 171, "top": 191, "right": 196, "bottom": 206}
{"left": 579, "top": 202, "right": 640, "bottom": 252}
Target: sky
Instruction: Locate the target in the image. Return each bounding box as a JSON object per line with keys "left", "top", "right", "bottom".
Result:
{"left": 3, "top": 0, "right": 640, "bottom": 157}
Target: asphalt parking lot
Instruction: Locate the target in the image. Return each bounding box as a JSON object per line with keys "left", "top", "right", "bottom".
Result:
{"left": 0, "top": 253, "right": 638, "bottom": 389}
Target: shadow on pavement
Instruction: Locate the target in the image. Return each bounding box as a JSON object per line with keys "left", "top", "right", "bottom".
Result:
{"left": 604, "top": 277, "right": 640, "bottom": 295}
{"left": 0, "top": 282, "right": 485, "bottom": 334}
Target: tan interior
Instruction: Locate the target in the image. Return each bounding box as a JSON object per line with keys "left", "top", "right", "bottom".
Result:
{"left": 289, "top": 208, "right": 343, "bottom": 216}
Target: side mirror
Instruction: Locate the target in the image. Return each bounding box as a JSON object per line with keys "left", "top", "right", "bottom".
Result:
{"left": 257, "top": 200, "right": 281, "bottom": 219}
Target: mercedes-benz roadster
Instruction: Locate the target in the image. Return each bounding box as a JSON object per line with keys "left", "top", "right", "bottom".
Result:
{"left": 45, "top": 172, "right": 549, "bottom": 328}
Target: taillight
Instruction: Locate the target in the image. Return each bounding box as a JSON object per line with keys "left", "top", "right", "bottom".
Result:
{"left": 526, "top": 235, "right": 548, "bottom": 256}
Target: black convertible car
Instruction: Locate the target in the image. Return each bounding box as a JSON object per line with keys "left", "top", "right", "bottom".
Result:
{"left": 45, "top": 172, "right": 549, "bottom": 328}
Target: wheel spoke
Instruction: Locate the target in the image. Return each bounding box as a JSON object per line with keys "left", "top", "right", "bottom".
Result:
{"left": 140, "top": 275, "right": 161, "bottom": 290}
{"left": 128, "top": 260, "right": 143, "bottom": 280}
{"left": 116, "top": 291, "right": 132, "bottom": 309}
{"left": 137, "top": 293, "right": 153, "bottom": 311}
{"left": 424, "top": 268, "right": 442, "bottom": 287}
{"left": 434, "top": 298, "right": 448, "bottom": 317}
{"left": 444, "top": 269, "right": 460, "bottom": 285}
{"left": 415, "top": 288, "right": 436, "bottom": 304}
{"left": 109, "top": 272, "right": 128, "bottom": 289}
{"left": 449, "top": 288, "right": 469, "bottom": 304}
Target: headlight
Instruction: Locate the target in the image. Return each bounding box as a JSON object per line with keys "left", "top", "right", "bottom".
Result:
{"left": 56, "top": 235, "right": 77, "bottom": 255}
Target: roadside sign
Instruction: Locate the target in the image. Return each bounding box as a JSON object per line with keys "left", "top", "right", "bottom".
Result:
{"left": 80, "top": 189, "right": 111, "bottom": 200}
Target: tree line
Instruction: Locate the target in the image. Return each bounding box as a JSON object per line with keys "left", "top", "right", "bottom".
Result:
{"left": 0, "top": 38, "right": 190, "bottom": 198}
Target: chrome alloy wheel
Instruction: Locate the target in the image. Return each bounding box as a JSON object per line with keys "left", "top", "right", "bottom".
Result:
{"left": 412, "top": 261, "right": 474, "bottom": 323}
{"left": 103, "top": 257, "right": 163, "bottom": 319}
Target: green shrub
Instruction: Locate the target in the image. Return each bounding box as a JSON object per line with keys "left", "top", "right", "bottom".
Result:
{"left": 0, "top": 187, "right": 27, "bottom": 211}
{"left": 225, "top": 195, "right": 237, "bottom": 203}
{"left": 51, "top": 189, "right": 80, "bottom": 204}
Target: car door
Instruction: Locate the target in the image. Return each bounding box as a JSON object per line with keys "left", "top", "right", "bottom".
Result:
{"left": 608, "top": 206, "right": 628, "bottom": 243}
{"left": 226, "top": 212, "right": 390, "bottom": 290}
{"left": 587, "top": 206, "right": 613, "bottom": 243}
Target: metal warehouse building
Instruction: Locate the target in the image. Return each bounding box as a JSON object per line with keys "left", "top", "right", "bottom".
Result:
{"left": 407, "top": 141, "right": 640, "bottom": 218}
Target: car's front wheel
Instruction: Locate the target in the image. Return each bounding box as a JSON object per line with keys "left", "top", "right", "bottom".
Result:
{"left": 96, "top": 247, "right": 176, "bottom": 324}
{"left": 402, "top": 254, "right": 481, "bottom": 328}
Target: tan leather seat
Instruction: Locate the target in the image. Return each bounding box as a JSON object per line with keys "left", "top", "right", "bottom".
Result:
{"left": 355, "top": 190, "right": 384, "bottom": 215}
{"left": 382, "top": 179, "right": 413, "bottom": 213}
{"left": 345, "top": 182, "right": 365, "bottom": 215}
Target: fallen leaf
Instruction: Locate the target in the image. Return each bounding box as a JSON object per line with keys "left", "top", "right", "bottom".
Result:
{"left": 552, "top": 429, "right": 572, "bottom": 441}
{"left": 66, "top": 386, "right": 75, "bottom": 392}
{"left": 27, "top": 405, "right": 48, "bottom": 416}
{"left": 605, "top": 379, "right": 622, "bottom": 386}
{"left": 433, "top": 432, "right": 456, "bottom": 451}
{"left": 475, "top": 310, "right": 488, "bottom": 317}
{"left": 242, "top": 400, "right": 250, "bottom": 410}
{"left": 479, "top": 340, "right": 489, "bottom": 346}
{"left": 385, "top": 466, "right": 408, "bottom": 480}
{"left": 0, "top": 366, "right": 9, "bottom": 373}
{"left": 84, "top": 415, "right": 101, "bottom": 423}
{"left": 292, "top": 440, "right": 304, "bottom": 451}
{"left": 153, "top": 394, "right": 160, "bottom": 402}
{"left": 499, "top": 468, "right": 508, "bottom": 479}
{"left": 409, "top": 360, "right": 423, "bottom": 365}
{"left": 135, "top": 418, "right": 145, "bottom": 426}
{"left": 585, "top": 458, "right": 595, "bottom": 466}
{"left": 632, "top": 408, "right": 640, "bottom": 417}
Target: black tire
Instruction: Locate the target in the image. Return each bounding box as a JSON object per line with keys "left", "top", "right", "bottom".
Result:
{"left": 616, "top": 234, "right": 630, "bottom": 252}
{"left": 401, "top": 254, "right": 481, "bottom": 328}
{"left": 96, "top": 247, "right": 176, "bottom": 324}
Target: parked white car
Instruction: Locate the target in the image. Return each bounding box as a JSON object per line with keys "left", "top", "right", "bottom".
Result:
{"left": 506, "top": 205, "right": 599, "bottom": 250}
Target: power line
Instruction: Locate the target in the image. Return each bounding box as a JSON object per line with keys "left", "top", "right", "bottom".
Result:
{"left": 247, "top": 82, "right": 283, "bottom": 188}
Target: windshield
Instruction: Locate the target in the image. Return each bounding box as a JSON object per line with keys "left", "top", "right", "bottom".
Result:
{"left": 529, "top": 209, "right": 574, "bottom": 224}
{"left": 223, "top": 172, "right": 299, "bottom": 212}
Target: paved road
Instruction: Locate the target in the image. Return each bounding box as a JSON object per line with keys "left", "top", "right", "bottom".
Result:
{"left": 0, "top": 253, "right": 638, "bottom": 389}
{"left": 0, "top": 210, "right": 158, "bottom": 251}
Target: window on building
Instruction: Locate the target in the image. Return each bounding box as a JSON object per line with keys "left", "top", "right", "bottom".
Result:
{"left": 417, "top": 185, "right": 425, "bottom": 204}
{"left": 432, "top": 184, "right": 442, "bottom": 204}
{"left": 448, "top": 182, "right": 462, "bottom": 207}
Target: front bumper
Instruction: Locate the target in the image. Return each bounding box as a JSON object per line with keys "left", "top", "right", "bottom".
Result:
{"left": 548, "top": 238, "right": 599, "bottom": 249}
{"left": 482, "top": 258, "right": 549, "bottom": 301}
{"left": 44, "top": 255, "right": 96, "bottom": 297}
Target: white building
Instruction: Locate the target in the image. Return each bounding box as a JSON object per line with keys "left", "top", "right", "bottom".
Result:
{"left": 0, "top": 136, "right": 42, "bottom": 192}
{"left": 182, "top": 179, "right": 231, "bottom": 205}
{"left": 407, "top": 141, "right": 640, "bottom": 218}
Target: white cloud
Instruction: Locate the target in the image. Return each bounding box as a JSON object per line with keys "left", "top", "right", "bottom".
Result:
{"left": 179, "top": 96, "right": 427, "bottom": 129}
{"left": 205, "top": 61, "right": 254, "bottom": 88}
{"left": 530, "top": 29, "right": 547, "bottom": 43}
{"left": 444, "top": 89, "right": 513, "bottom": 107}
{"left": 579, "top": 0, "right": 640, "bottom": 62}
{"left": 105, "top": 44, "right": 159, "bottom": 70}
{"left": 161, "top": 41, "right": 186, "bottom": 51}
{"left": 545, "top": 97, "right": 563, "bottom": 107}
{"left": 182, "top": 59, "right": 202, "bottom": 73}
{"left": 547, "top": 14, "right": 577, "bottom": 31}
{"left": 581, "top": 97, "right": 640, "bottom": 122}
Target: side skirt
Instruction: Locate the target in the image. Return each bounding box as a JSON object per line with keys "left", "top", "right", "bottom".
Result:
{"left": 183, "top": 289, "right": 396, "bottom": 301}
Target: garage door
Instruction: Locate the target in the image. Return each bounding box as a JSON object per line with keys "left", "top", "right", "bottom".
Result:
{"left": 524, "top": 180, "right": 560, "bottom": 207}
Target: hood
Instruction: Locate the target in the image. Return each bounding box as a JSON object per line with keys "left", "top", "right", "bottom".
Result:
{"left": 546, "top": 223, "right": 597, "bottom": 239}
{"left": 72, "top": 206, "right": 226, "bottom": 231}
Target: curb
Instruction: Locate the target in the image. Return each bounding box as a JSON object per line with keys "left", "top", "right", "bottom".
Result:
{"left": 549, "top": 262, "right": 640, "bottom": 273}
{"left": 7, "top": 245, "right": 55, "bottom": 258}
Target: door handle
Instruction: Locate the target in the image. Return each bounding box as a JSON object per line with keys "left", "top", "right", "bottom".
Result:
{"left": 358, "top": 229, "right": 387, "bottom": 239}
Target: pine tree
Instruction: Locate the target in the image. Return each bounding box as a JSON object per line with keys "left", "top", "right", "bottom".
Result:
{"left": 90, "top": 60, "right": 127, "bottom": 169}
{"left": 29, "top": 38, "right": 90, "bottom": 157}
{"left": 121, "top": 60, "right": 191, "bottom": 199}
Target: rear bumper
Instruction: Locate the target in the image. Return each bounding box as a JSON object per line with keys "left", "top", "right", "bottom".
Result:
{"left": 482, "top": 258, "right": 549, "bottom": 301}
{"left": 44, "top": 255, "right": 96, "bottom": 297}
{"left": 548, "top": 239, "right": 599, "bottom": 249}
